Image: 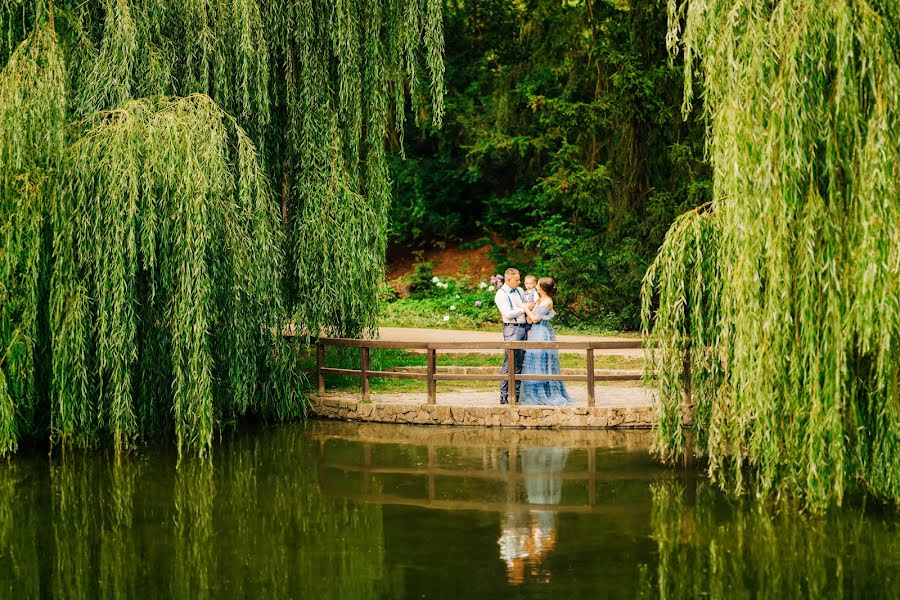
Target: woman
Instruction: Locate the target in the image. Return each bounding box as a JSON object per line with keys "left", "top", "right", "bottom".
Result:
{"left": 520, "top": 277, "right": 571, "bottom": 406}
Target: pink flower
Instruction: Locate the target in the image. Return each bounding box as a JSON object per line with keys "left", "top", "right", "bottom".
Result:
{"left": 475, "top": 300, "right": 482, "bottom": 307}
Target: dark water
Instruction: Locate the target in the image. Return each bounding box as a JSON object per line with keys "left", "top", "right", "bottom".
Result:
{"left": 1, "top": 421, "right": 898, "bottom": 599}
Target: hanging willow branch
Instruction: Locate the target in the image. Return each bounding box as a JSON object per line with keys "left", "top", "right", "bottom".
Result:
{"left": 642, "top": 201, "right": 721, "bottom": 463}
{"left": 0, "top": 24, "right": 66, "bottom": 454}
{"left": 0, "top": 1, "right": 445, "bottom": 455}
{"left": 4, "top": 0, "right": 445, "bottom": 338}
{"left": 267, "top": 0, "right": 445, "bottom": 336}
{"left": 644, "top": 0, "right": 900, "bottom": 510}
{"left": 51, "top": 94, "right": 296, "bottom": 456}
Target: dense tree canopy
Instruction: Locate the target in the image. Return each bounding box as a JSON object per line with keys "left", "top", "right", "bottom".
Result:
{"left": 643, "top": 0, "right": 900, "bottom": 510}
{"left": 0, "top": 0, "right": 444, "bottom": 455}
{"left": 389, "top": 0, "right": 710, "bottom": 329}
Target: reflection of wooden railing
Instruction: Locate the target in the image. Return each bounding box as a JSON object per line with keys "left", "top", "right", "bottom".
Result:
{"left": 316, "top": 438, "right": 658, "bottom": 514}
{"left": 316, "top": 338, "right": 678, "bottom": 409}
{"left": 309, "top": 420, "right": 655, "bottom": 450}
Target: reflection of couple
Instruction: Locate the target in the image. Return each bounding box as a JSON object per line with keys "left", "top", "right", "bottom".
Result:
{"left": 497, "top": 447, "right": 570, "bottom": 585}
{"left": 494, "top": 268, "right": 571, "bottom": 405}
{"left": 497, "top": 511, "right": 557, "bottom": 585}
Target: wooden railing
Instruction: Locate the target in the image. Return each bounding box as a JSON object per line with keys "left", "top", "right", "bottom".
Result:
{"left": 315, "top": 436, "right": 652, "bottom": 514}
{"left": 316, "top": 337, "right": 663, "bottom": 407}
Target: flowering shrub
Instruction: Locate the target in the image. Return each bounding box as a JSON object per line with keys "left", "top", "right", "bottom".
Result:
{"left": 383, "top": 273, "right": 504, "bottom": 328}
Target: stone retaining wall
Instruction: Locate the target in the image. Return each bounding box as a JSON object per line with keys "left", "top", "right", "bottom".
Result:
{"left": 311, "top": 396, "right": 654, "bottom": 428}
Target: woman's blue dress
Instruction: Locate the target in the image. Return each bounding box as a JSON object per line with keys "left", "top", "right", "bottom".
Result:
{"left": 520, "top": 305, "right": 571, "bottom": 406}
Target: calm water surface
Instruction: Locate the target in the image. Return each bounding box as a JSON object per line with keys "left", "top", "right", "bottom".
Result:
{"left": 1, "top": 420, "right": 898, "bottom": 598}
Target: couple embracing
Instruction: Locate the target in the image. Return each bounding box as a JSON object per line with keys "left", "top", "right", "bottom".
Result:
{"left": 494, "top": 268, "right": 571, "bottom": 406}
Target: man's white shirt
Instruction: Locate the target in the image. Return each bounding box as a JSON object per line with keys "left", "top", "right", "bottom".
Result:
{"left": 495, "top": 285, "right": 527, "bottom": 324}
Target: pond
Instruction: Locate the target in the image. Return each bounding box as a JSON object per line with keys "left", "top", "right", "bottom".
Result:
{"left": 1, "top": 420, "right": 897, "bottom": 598}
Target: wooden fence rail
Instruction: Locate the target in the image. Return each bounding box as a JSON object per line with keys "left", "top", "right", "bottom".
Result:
{"left": 315, "top": 338, "right": 689, "bottom": 410}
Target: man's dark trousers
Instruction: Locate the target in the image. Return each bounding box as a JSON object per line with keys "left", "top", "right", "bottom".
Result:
{"left": 500, "top": 323, "right": 527, "bottom": 403}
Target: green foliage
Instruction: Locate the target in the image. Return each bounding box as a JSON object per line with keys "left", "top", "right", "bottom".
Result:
{"left": 0, "top": 24, "right": 66, "bottom": 453}
{"left": 53, "top": 95, "right": 296, "bottom": 456}
{"left": 388, "top": 0, "right": 711, "bottom": 329}
{"left": 405, "top": 255, "right": 437, "bottom": 299}
{"left": 387, "top": 153, "right": 476, "bottom": 243}
{"left": 0, "top": 1, "right": 446, "bottom": 455}
{"left": 644, "top": 0, "right": 900, "bottom": 509}
{"left": 277, "top": 0, "right": 441, "bottom": 337}
{"left": 641, "top": 203, "right": 720, "bottom": 461}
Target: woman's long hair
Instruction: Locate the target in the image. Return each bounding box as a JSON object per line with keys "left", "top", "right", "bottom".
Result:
{"left": 537, "top": 277, "right": 557, "bottom": 298}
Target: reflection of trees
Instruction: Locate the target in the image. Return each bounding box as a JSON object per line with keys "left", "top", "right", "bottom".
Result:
{"left": 172, "top": 460, "right": 214, "bottom": 599}
{"left": 0, "top": 464, "right": 39, "bottom": 598}
{"left": 50, "top": 455, "right": 143, "bottom": 599}
{"left": 499, "top": 447, "right": 570, "bottom": 585}
{"left": 643, "top": 482, "right": 900, "bottom": 599}
{"left": 0, "top": 428, "right": 395, "bottom": 597}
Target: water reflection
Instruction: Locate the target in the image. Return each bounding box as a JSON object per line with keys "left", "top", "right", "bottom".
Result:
{"left": 315, "top": 423, "right": 659, "bottom": 589}
{"left": 0, "top": 431, "right": 395, "bottom": 598}
{"left": 313, "top": 422, "right": 900, "bottom": 597}
{"left": 0, "top": 422, "right": 897, "bottom": 598}
{"left": 498, "top": 447, "right": 569, "bottom": 584}
{"left": 642, "top": 482, "right": 900, "bottom": 598}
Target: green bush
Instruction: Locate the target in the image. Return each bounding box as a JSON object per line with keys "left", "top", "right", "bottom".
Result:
{"left": 405, "top": 255, "right": 437, "bottom": 299}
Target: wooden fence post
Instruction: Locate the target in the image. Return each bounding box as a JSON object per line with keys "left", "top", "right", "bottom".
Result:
{"left": 507, "top": 348, "right": 517, "bottom": 405}
{"left": 361, "top": 346, "right": 370, "bottom": 402}
{"left": 316, "top": 341, "right": 325, "bottom": 394}
{"left": 427, "top": 348, "right": 437, "bottom": 405}
{"left": 586, "top": 348, "right": 596, "bottom": 407}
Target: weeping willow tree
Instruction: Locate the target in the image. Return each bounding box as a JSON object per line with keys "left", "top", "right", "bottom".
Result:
{"left": 642, "top": 1, "right": 900, "bottom": 510}
{"left": 0, "top": 0, "right": 445, "bottom": 455}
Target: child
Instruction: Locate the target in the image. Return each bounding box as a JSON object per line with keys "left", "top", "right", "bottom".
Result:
{"left": 523, "top": 274, "right": 538, "bottom": 306}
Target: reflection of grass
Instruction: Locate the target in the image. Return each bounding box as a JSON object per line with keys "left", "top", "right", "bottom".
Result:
{"left": 298, "top": 347, "right": 645, "bottom": 394}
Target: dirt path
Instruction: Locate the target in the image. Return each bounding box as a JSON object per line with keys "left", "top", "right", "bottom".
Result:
{"left": 379, "top": 327, "right": 644, "bottom": 356}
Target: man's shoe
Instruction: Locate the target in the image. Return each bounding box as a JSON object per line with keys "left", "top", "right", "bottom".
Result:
{"left": 500, "top": 398, "right": 508, "bottom": 405}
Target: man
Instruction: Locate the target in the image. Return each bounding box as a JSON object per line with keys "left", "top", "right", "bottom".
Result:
{"left": 495, "top": 268, "right": 535, "bottom": 404}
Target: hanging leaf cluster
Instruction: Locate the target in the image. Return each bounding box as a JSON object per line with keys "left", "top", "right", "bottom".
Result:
{"left": 0, "top": 24, "right": 66, "bottom": 454}
{"left": 0, "top": 0, "right": 445, "bottom": 455}
{"left": 643, "top": 1, "right": 900, "bottom": 510}
{"left": 52, "top": 94, "right": 297, "bottom": 456}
